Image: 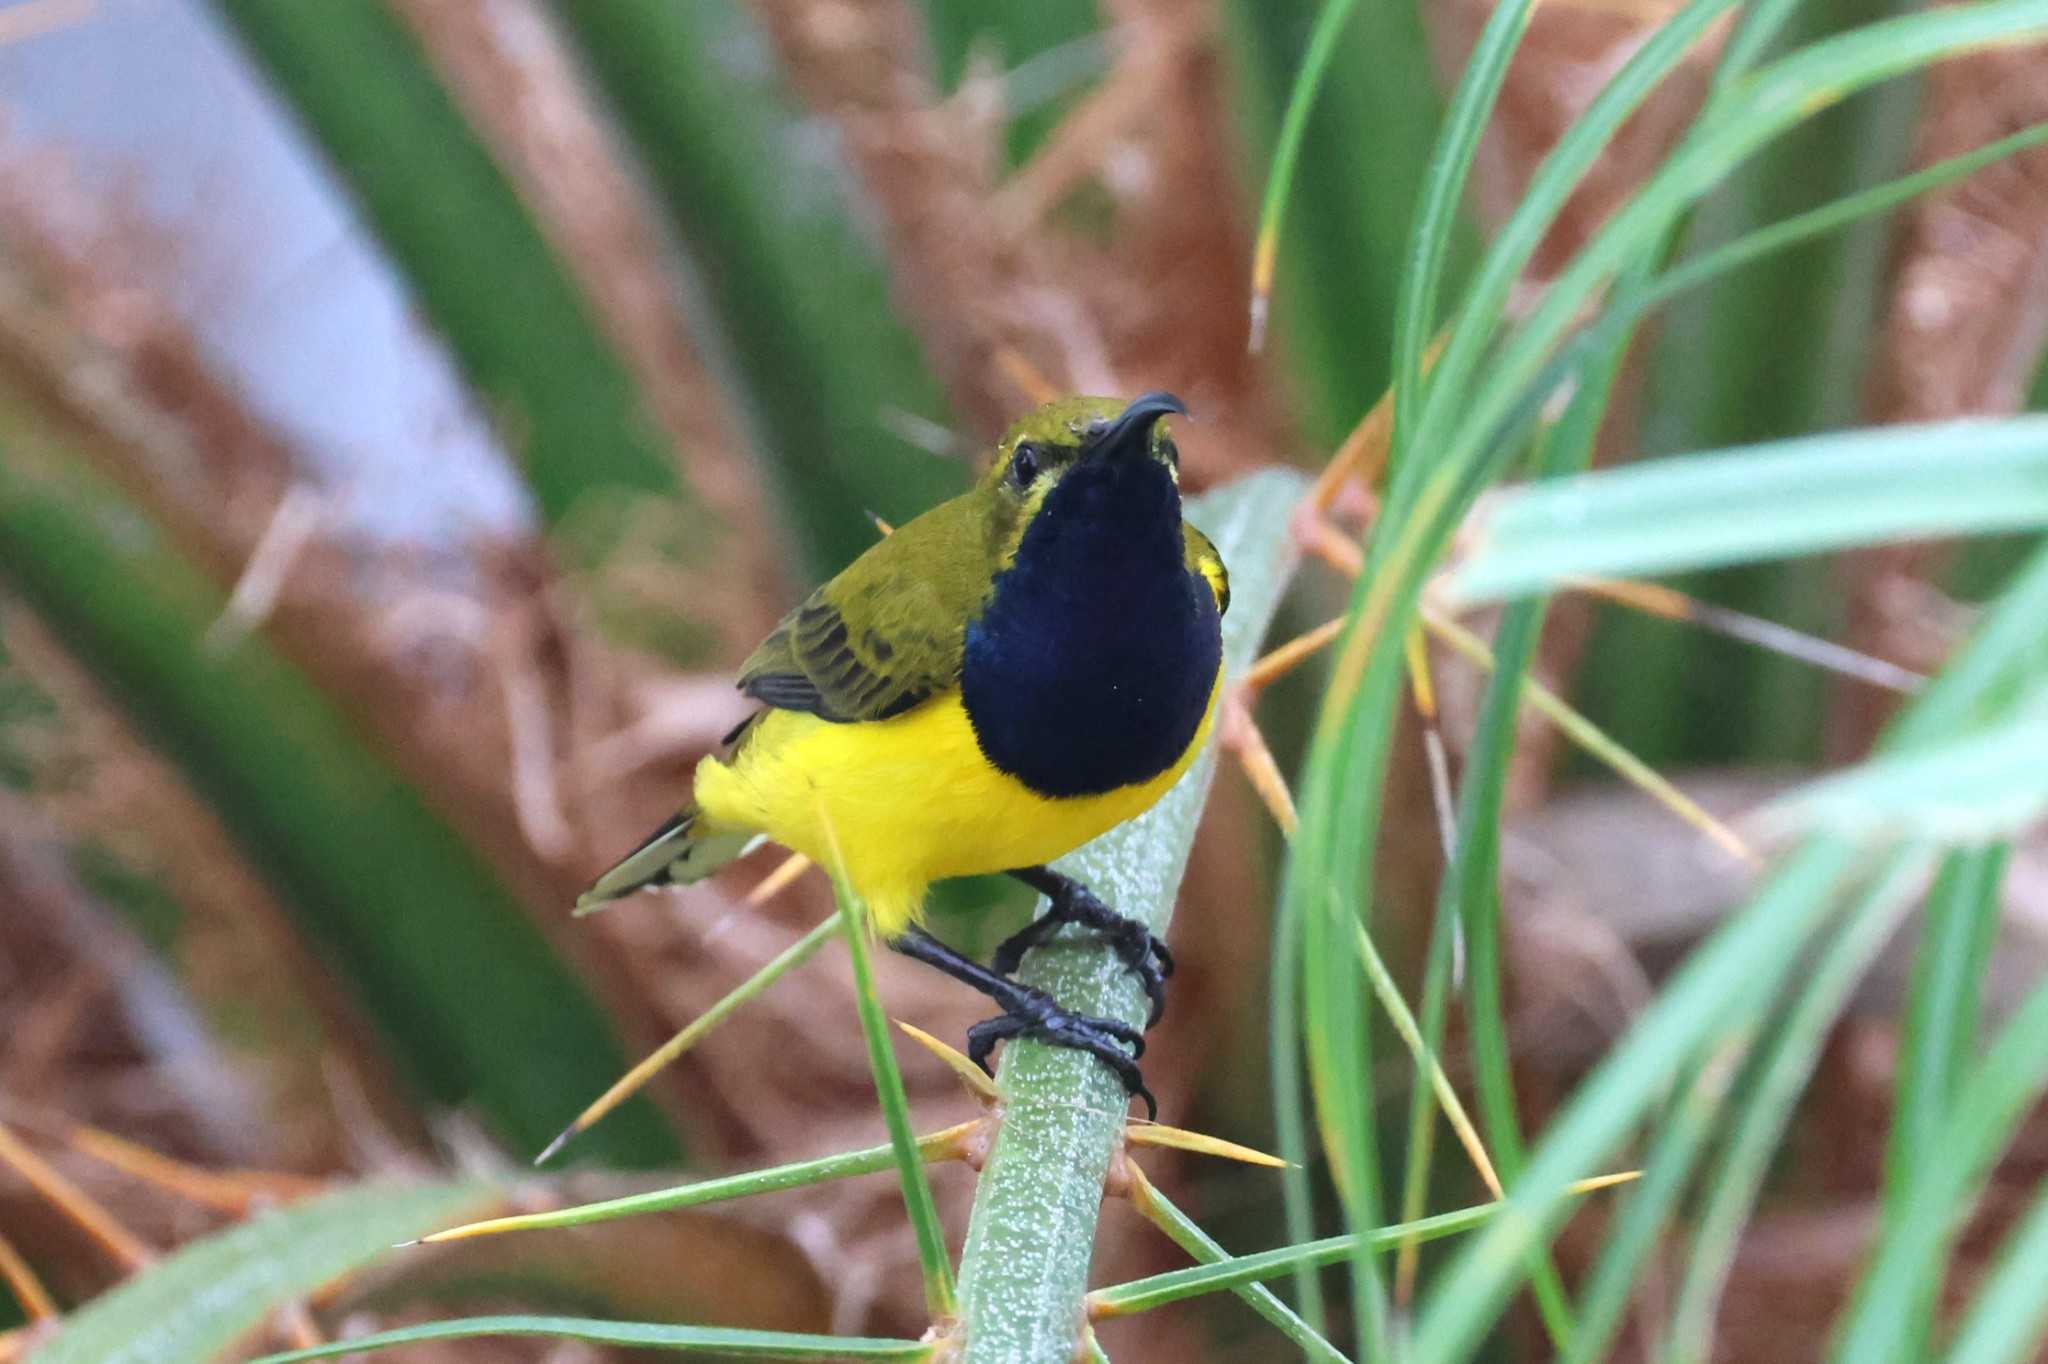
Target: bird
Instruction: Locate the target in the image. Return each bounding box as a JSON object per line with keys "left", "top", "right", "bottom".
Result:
{"left": 577, "top": 392, "right": 1228, "bottom": 1115}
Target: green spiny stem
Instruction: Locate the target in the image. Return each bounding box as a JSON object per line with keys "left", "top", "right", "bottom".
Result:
{"left": 950, "top": 470, "right": 1307, "bottom": 1362}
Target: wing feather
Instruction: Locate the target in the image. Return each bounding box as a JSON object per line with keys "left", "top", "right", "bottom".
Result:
{"left": 735, "top": 500, "right": 985, "bottom": 723}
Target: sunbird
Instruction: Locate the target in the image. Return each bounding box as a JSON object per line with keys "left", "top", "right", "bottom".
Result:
{"left": 579, "top": 392, "right": 1227, "bottom": 1114}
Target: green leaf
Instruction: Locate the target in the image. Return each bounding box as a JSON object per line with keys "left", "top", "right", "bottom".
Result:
{"left": 1450, "top": 419, "right": 2048, "bottom": 605}
{"left": 1131, "top": 1176, "right": 1350, "bottom": 1363}
{"left": 831, "top": 875, "right": 957, "bottom": 1320}
{"left": 249, "top": 1316, "right": 931, "bottom": 1362}
{"left": 1409, "top": 542, "right": 2048, "bottom": 1361}
{"left": 0, "top": 407, "right": 678, "bottom": 1167}
{"left": 1944, "top": 1176, "right": 2048, "bottom": 1364}
{"left": 545, "top": 0, "right": 964, "bottom": 578}
{"left": 1662, "top": 850, "right": 1931, "bottom": 1362}
{"left": 35, "top": 1181, "right": 494, "bottom": 1364}
{"left": 1753, "top": 700, "right": 2048, "bottom": 843}
{"left": 1222, "top": 0, "right": 1450, "bottom": 445}
{"left": 1088, "top": 1188, "right": 1629, "bottom": 1318}
{"left": 1888, "top": 848, "right": 2011, "bottom": 1218}
{"left": 213, "top": 0, "right": 686, "bottom": 529}
{"left": 1831, "top": 969, "right": 2048, "bottom": 1363}
{"left": 414, "top": 1127, "right": 972, "bottom": 1244}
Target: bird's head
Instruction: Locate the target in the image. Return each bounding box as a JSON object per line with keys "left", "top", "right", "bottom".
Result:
{"left": 979, "top": 392, "right": 1188, "bottom": 547}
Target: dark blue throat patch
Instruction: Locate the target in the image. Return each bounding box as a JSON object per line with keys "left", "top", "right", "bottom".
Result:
{"left": 961, "top": 456, "right": 1222, "bottom": 800}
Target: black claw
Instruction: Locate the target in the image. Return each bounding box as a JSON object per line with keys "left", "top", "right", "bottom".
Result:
{"left": 892, "top": 926, "right": 1158, "bottom": 1119}
{"left": 1001, "top": 867, "right": 1175, "bottom": 1031}
{"left": 963, "top": 983, "right": 1152, "bottom": 1115}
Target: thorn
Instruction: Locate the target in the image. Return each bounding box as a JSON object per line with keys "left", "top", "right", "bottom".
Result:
{"left": 0, "top": 1229, "right": 54, "bottom": 1322}
{"left": 1569, "top": 575, "right": 1924, "bottom": 692}
{"left": 537, "top": 914, "right": 840, "bottom": 1164}
{"left": 896, "top": 1020, "right": 1001, "bottom": 1104}
{"left": 63, "top": 1122, "right": 324, "bottom": 1215}
{"left": 1221, "top": 694, "right": 1298, "bottom": 837}
{"left": 744, "top": 851, "right": 813, "bottom": 906}
{"left": 1420, "top": 606, "right": 1761, "bottom": 867}
{"left": 878, "top": 407, "right": 972, "bottom": 461}
{"left": 532, "top": 1127, "right": 574, "bottom": 1169}
{"left": 1245, "top": 615, "right": 1344, "bottom": 692}
{"left": 0, "top": 1122, "right": 153, "bottom": 1269}
{"left": 1124, "top": 1120, "right": 1288, "bottom": 1167}
{"left": 203, "top": 483, "right": 324, "bottom": 654}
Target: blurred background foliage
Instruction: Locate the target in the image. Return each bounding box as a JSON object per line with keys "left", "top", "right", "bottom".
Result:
{"left": 0, "top": 0, "right": 2045, "bottom": 1361}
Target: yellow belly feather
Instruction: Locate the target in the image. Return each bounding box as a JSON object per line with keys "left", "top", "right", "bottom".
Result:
{"left": 693, "top": 670, "right": 1221, "bottom": 937}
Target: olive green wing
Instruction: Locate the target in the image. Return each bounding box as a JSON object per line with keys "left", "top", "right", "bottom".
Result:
{"left": 1184, "top": 521, "right": 1230, "bottom": 615}
{"left": 736, "top": 497, "right": 989, "bottom": 723}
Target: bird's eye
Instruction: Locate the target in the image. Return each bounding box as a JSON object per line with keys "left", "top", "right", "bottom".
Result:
{"left": 1009, "top": 442, "right": 1042, "bottom": 490}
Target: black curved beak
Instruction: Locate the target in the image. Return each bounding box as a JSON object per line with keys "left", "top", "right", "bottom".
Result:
{"left": 1092, "top": 390, "right": 1189, "bottom": 461}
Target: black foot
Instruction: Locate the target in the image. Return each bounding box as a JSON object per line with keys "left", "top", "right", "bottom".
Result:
{"left": 966, "top": 989, "right": 1155, "bottom": 1120}
{"left": 998, "top": 867, "right": 1175, "bottom": 1028}
{"left": 892, "top": 929, "right": 1157, "bottom": 1119}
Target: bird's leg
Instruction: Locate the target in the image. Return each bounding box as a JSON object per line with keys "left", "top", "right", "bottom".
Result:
{"left": 890, "top": 928, "right": 1156, "bottom": 1118}
{"left": 996, "top": 866, "right": 1174, "bottom": 1028}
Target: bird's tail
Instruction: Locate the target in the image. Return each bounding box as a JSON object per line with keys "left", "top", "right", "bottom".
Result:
{"left": 574, "top": 809, "right": 762, "bottom": 916}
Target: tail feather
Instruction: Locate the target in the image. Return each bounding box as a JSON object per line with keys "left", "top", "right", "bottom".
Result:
{"left": 575, "top": 810, "right": 761, "bottom": 915}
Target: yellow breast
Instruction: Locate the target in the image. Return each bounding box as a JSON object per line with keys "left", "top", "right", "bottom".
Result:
{"left": 691, "top": 671, "right": 1221, "bottom": 937}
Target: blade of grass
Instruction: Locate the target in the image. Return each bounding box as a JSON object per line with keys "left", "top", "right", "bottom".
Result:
{"left": 250, "top": 1318, "right": 931, "bottom": 1362}
{"left": 213, "top": 0, "right": 686, "bottom": 528}
{"left": 1559, "top": 1054, "right": 1725, "bottom": 1364}
{"left": 1831, "top": 967, "right": 2048, "bottom": 1364}
{"left": 1750, "top": 702, "right": 2048, "bottom": 842}
{"left": 954, "top": 470, "right": 1307, "bottom": 1362}
{"left": 1942, "top": 1175, "right": 2048, "bottom": 1364}
{"left": 1662, "top": 847, "right": 1930, "bottom": 1364}
{"left": 1632, "top": 0, "right": 1921, "bottom": 764}
{"left": 1243, "top": 0, "right": 1361, "bottom": 354}
{"left": 1651, "top": 120, "right": 2048, "bottom": 317}
{"left": 1387, "top": 0, "right": 1740, "bottom": 513}
{"left": 1387, "top": 0, "right": 1537, "bottom": 483}
{"left": 1886, "top": 848, "right": 2011, "bottom": 1223}
{"left": 1268, "top": 821, "right": 1325, "bottom": 1332}
{"left": 1405, "top": 1, "right": 2048, "bottom": 547}
{"left": 1450, "top": 418, "right": 2048, "bottom": 605}
{"left": 1124, "top": 1162, "right": 1351, "bottom": 1363}
{"left": 1089, "top": 1175, "right": 1640, "bottom": 1318}
{"left": 1352, "top": 923, "right": 1499, "bottom": 1198}
{"left": 1410, "top": 542, "right": 2048, "bottom": 1360}
{"left": 1288, "top": 6, "right": 1748, "bottom": 1346}
{"left": 826, "top": 865, "right": 957, "bottom": 1321}
{"left": 1395, "top": 281, "right": 1637, "bottom": 1322}
{"left": 1221, "top": 0, "right": 1449, "bottom": 444}
{"left": 418, "top": 1123, "right": 979, "bottom": 1245}
{"left": 1385, "top": 7, "right": 1802, "bottom": 1294}
{"left": 35, "top": 1181, "right": 495, "bottom": 1364}
{"left": 0, "top": 419, "right": 677, "bottom": 1165}
{"left": 546, "top": 0, "right": 964, "bottom": 577}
